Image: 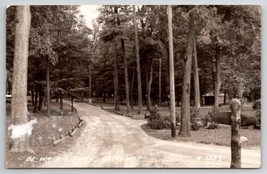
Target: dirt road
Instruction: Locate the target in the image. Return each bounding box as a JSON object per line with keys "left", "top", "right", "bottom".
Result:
{"left": 41, "top": 103, "right": 261, "bottom": 168}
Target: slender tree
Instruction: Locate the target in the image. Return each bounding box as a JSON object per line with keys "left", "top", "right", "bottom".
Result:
{"left": 130, "top": 67, "right": 135, "bottom": 106}
{"left": 46, "top": 56, "right": 50, "bottom": 117}
{"left": 10, "top": 6, "right": 32, "bottom": 152}
{"left": 193, "top": 36, "right": 200, "bottom": 108}
{"left": 147, "top": 61, "right": 153, "bottom": 110}
{"left": 167, "top": 5, "right": 176, "bottom": 138}
{"left": 88, "top": 64, "right": 92, "bottom": 104}
{"left": 214, "top": 55, "right": 221, "bottom": 111}
{"left": 122, "top": 39, "right": 131, "bottom": 113}
{"left": 158, "top": 56, "right": 162, "bottom": 104}
{"left": 113, "top": 6, "right": 120, "bottom": 110}
{"left": 179, "top": 11, "right": 195, "bottom": 137}
{"left": 59, "top": 57, "right": 64, "bottom": 110}
{"left": 114, "top": 6, "right": 131, "bottom": 113}
{"left": 133, "top": 5, "right": 143, "bottom": 115}
{"left": 113, "top": 43, "right": 120, "bottom": 110}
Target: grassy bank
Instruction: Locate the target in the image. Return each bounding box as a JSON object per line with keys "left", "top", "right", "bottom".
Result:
{"left": 6, "top": 102, "right": 82, "bottom": 168}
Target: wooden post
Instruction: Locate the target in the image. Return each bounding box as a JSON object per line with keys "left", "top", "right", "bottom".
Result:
{"left": 230, "top": 98, "right": 241, "bottom": 168}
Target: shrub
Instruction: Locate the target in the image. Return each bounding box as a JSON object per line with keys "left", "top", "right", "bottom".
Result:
{"left": 206, "top": 122, "right": 218, "bottom": 129}
{"left": 147, "top": 106, "right": 204, "bottom": 131}
{"left": 190, "top": 107, "right": 199, "bottom": 122}
{"left": 148, "top": 107, "right": 171, "bottom": 129}
{"left": 148, "top": 114, "right": 171, "bottom": 130}
{"left": 202, "top": 111, "right": 213, "bottom": 126}
{"left": 175, "top": 111, "right": 181, "bottom": 124}
{"left": 191, "top": 124, "right": 201, "bottom": 131}
{"left": 253, "top": 100, "right": 261, "bottom": 129}
{"left": 190, "top": 107, "right": 201, "bottom": 131}
{"left": 202, "top": 110, "right": 218, "bottom": 129}
{"left": 254, "top": 110, "right": 261, "bottom": 129}
{"left": 252, "top": 99, "right": 261, "bottom": 109}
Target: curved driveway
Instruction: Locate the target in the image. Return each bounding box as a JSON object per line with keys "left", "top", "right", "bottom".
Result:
{"left": 41, "top": 102, "right": 261, "bottom": 168}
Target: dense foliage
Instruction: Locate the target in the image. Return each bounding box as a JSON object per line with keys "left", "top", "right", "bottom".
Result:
{"left": 6, "top": 5, "right": 261, "bottom": 114}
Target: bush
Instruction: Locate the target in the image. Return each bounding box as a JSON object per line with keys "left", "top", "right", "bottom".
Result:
{"left": 190, "top": 107, "right": 201, "bottom": 131}
{"left": 148, "top": 113, "right": 171, "bottom": 129}
{"left": 253, "top": 100, "right": 261, "bottom": 129}
{"left": 147, "top": 105, "right": 182, "bottom": 130}
{"left": 206, "top": 122, "right": 218, "bottom": 129}
{"left": 252, "top": 99, "right": 261, "bottom": 109}
{"left": 202, "top": 111, "right": 214, "bottom": 126}
{"left": 190, "top": 107, "right": 199, "bottom": 122}
{"left": 254, "top": 110, "right": 261, "bottom": 129}
{"left": 202, "top": 110, "right": 218, "bottom": 129}
{"left": 147, "top": 106, "right": 171, "bottom": 129}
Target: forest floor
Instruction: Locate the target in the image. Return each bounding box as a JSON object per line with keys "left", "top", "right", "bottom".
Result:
{"left": 6, "top": 102, "right": 81, "bottom": 168}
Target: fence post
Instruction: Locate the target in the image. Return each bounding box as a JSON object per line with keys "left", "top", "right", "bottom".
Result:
{"left": 230, "top": 98, "right": 241, "bottom": 168}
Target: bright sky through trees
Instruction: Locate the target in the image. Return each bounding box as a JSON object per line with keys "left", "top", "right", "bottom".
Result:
{"left": 79, "top": 5, "right": 100, "bottom": 28}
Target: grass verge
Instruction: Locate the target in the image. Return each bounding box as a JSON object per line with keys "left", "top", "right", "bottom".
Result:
{"left": 141, "top": 123, "right": 260, "bottom": 148}
{"left": 6, "top": 102, "right": 82, "bottom": 168}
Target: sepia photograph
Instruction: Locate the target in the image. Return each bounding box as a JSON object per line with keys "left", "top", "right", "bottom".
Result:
{"left": 6, "top": 5, "right": 261, "bottom": 168}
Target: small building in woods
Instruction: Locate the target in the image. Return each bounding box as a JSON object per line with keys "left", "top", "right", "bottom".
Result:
{"left": 202, "top": 92, "right": 226, "bottom": 105}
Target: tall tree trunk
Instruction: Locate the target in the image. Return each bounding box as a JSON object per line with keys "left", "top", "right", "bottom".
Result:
{"left": 121, "top": 38, "right": 131, "bottom": 113}
{"left": 88, "top": 64, "right": 92, "bottom": 104}
{"left": 179, "top": 11, "right": 194, "bottom": 137}
{"left": 114, "top": 44, "right": 120, "bottom": 110}
{"left": 46, "top": 56, "right": 51, "bottom": 117}
{"left": 145, "top": 65, "right": 149, "bottom": 110}
{"left": 166, "top": 44, "right": 170, "bottom": 100}
{"left": 10, "top": 6, "right": 32, "bottom": 153}
{"left": 130, "top": 68, "right": 135, "bottom": 106}
{"left": 147, "top": 61, "right": 153, "bottom": 111}
{"left": 230, "top": 99, "right": 241, "bottom": 168}
{"left": 167, "top": 6, "right": 176, "bottom": 138}
{"left": 113, "top": 6, "right": 120, "bottom": 111}
{"left": 58, "top": 56, "right": 63, "bottom": 110}
{"left": 193, "top": 36, "right": 200, "bottom": 108}
{"left": 38, "top": 86, "right": 43, "bottom": 111}
{"left": 250, "top": 87, "right": 255, "bottom": 102}
{"left": 224, "top": 89, "right": 227, "bottom": 104}
{"left": 133, "top": 5, "right": 143, "bottom": 115}
{"left": 71, "top": 96, "right": 74, "bottom": 112}
{"left": 60, "top": 91, "right": 63, "bottom": 110}
{"left": 158, "top": 56, "right": 162, "bottom": 104}
{"left": 103, "top": 93, "right": 106, "bottom": 103}
{"left": 33, "top": 83, "right": 38, "bottom": 113}
{"left": 31, "top": 86, "right": 34, "bottom": 106}
{"left": 210, "top": 57, "right": 216, "bottom": 96}
{"left": 214, "top": 57, "right": 221, "bottom": 111}
{"left": 43, "top": 89, "right": 47, "bottom": 106}
{"left": 116, "top": 10, "right": 130, "bottom": 112}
